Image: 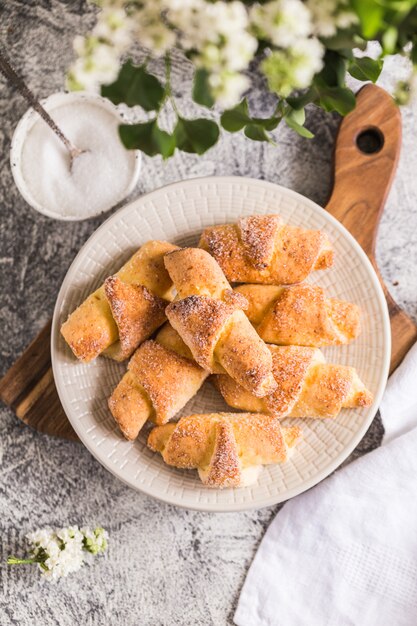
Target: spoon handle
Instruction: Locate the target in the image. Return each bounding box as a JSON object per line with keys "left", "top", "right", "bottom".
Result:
{"left": 0, "top": 48, "right": 78, "bottom": 155}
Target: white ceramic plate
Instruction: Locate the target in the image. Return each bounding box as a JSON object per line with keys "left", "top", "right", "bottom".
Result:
{"left": 52, "top": 176, "right": 390, "bottom": 512}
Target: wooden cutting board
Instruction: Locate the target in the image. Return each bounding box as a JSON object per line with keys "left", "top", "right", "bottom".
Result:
{"left": 1, "top": 84, "right": 416, "bottom": 441}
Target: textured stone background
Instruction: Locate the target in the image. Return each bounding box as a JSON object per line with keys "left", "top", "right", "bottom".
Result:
{"left": 1, "top": 2, "right": 417, "bottom": 625}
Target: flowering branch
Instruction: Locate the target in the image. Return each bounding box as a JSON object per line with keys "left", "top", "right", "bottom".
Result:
{"left": 7, "top": 526, "right": 108, "bottom": 581}
{"left": 67, "top": 0, "right": 417, "bottom": 159}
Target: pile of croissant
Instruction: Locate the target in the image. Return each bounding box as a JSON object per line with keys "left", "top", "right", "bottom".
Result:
{"left": 61, "top": 214, "right": 372, "bottom": 489}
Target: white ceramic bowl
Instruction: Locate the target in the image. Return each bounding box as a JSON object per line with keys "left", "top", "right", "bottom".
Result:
{"left": 52, "top": 177, "right": 390, "bottom": 512}
{"left": 10, "top": 91, "right": 141, "bottom": 221}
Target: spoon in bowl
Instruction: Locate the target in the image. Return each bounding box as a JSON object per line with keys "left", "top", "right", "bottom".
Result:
{"left": 0, "top": 48, "right": 86, "bottom": 171}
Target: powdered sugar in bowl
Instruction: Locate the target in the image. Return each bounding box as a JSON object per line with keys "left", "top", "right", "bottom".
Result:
{"left": 10, "top": 92, "right": 141, "bottom": 220}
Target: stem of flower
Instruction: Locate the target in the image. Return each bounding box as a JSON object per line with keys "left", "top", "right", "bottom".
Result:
{"left": 7, "top": 556, "right": 38, "bottom": 565}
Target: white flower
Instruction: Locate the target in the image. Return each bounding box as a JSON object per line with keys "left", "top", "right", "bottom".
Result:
{"left": 8, "top": 526, "right": 109, "bottom": 581}
{"left": 209, "top": 71, "right": 250, "bottom": 108}
{"left": 261, "top": 37, "right": 324, "bottom": 97}
{"left": 81, "top": 526, "right": 109, "bottom": 555}
{"left": 221, "top": 31, "right": 258, "bottom": 72}
{"left": 70, "top": 45, "right": 121, "bottom": 91}
{"left": 68, "top": 5, "right": 134, "bottom": 91}
{"left": 250, "top": 0, "right": 312, "bottom": 48}
{"left": 133, "top": 2, "right": 176, "bottom": 57}
{"left": 93, "top": 8, "right": 134, "bottom": 51}
{"left": 307, "top": 0, "right": 358, "bottom": 38}
{"left": 166, "top": 0, "right": 257, "bottom": 106}
{"left": 168, "top": 0, "right": 255, "bottom": 52}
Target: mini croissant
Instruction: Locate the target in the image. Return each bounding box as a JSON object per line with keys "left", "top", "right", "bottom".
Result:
{"left": 235, "top": 283, "right": 360, "bottom": 347}
{"left": 216, "top": 345, "right": 373, "bottom": 419}
{"left": 61, "top": 240, "right": 177, "bottom": 362}
{"left": 199, "top": 214, "right": 333, "bottom": 285}
{"left": 109, "top": 324, "right": 208, "bottom": 440}
{"left": 164, "top": 247, "right": 276, "bottom": 398}
{"left": 148, "top": 412, "right": 301, "bottom": 488}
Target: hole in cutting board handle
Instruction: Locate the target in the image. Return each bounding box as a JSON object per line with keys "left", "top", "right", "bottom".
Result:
{"left": 356, "top": 127, "right": 384, "bottom": 154}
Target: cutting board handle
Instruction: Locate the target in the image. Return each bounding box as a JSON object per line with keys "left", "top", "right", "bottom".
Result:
{"left": 325, "top": 83, "right": 417, "bottom": 371}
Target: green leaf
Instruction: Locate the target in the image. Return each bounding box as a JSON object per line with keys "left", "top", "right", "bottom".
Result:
{"left": 382, "top": 26, "right": 398, "bottom": 54}
{"left": 244, "top": 124, "right": 274, "bottom": 142}
{"left": 286, "top": 107, "right": 305, "bottom": 125}
{"left": 192, "top": 69, "right": 215, "bottom": 108}
{"left": 318, "top": 86, "right": 356, "bottom": 115}
{"left": 174, "top": 118, "right": 220, "bottom": 155}
{"left": 284, "top": 115, "right": 314, "bottom": 139}
{"left": 251, "top": 116, "right": 281, "bottom": 131}
{"left": 318, "top": 51, "right": 347, "bottom": 88}
{"left": 119, "top": 120, "right": 176, "bottom": 159}
{"left": 220, "top": 99, "right": 250, "bottom": 132}
{"left": 102, "top": 60, "right": 164, "bottom": 111}
{"left": 348, "top": 56, "right": 383, "bottom": 82}
{"left": 352, "top": 0, "right": 384, "bottom": 39}
{"left": 323, "top": 33, "right": 367, "bottom": 52}
{"left": 286, "top": 88, "right": 317, "bottom": 109}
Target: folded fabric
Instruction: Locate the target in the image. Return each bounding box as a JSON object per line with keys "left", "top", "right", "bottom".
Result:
{"left": 235, "top": 341, "right": 417, "bottom": 626}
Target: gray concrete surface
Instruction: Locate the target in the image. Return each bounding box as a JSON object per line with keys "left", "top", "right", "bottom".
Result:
{"left": 0, "top": 2, "right": 416, "bottom": 625}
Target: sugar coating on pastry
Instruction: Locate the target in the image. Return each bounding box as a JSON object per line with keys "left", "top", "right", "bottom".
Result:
{"left": 217, "top": 345, "right": 373, "bottom": 419}
{"left": 199, "top": 214, "right": 333, "bottom": 284}
{"left": 61, "top": 240, "right": 177, "bottom": 362}
{"left": 148, "top": 412, "right": 301, "bottom": 488}
{"left": 108, "top": 325, "right": 209, "bottom": 440}
{"left": 164, "top": 247, "right": 276, "bottom": 397}
{"left": 236, "top": 283, "right": 361, "bottom": 348}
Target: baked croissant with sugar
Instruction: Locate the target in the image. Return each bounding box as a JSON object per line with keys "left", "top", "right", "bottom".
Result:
{"left": 235, "top": 283, "right": 360, "bottom": 347}
{"left": 164, "top": 247, "right": 277, "bottom": 398}
{"left": 148, "top": 412, "right": 301, "bottom": 488}
{"left": 199, "top": 214, "right": 333, "bottom": 285}
{"left": 109, "top": 324, "right": 209, "bottom": 440}
{"left": 61, "top": 240, "right": 177, "bottom": 362}
{"left": 216, "top": 345, "right": 373, "bottom": 419}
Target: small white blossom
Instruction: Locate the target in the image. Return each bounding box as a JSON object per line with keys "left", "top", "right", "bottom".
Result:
{"left": 209, "top": 71, "right": 250, "bottom": 108}
{"left": 81, "top": 526, "right": 109, "bottom": 555}
{"left": 261, "top": 38, "right": 324, "bottom": 97}
{"left": 8, "top": 526, "right": 108, "bottom": 582}
{"left": 67, "top": 6, "right": 134, "bottom": 90}
{"left": 67, "top": 43, "right": 121, "bottom": 91}
{"left": 307, "top": 0, "right": 358, "bottom": 38}
{"left": 93, "top": 8, "right": 134, "bottom": 50}
{"left": 250, "top": 0, "right": 312, "bottom": 48}
{"left": 133, "top": 1, "right": 176, "bottom": 57}
{"left": 166, "top": 0, "right": 256, "bottom": 105}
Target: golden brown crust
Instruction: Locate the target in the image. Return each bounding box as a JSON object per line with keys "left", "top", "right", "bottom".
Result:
{"left": 199, "top": 215, "right": 333, "bottom": 284}
{"left": 103, "top": 277, "right": 167, "bottom": 361}
{"left": 205, "top": 421, "right": 241, "bottom": 488}
{"left": 217, "top": 345, "right": 373, "bottom": 419}
{"left": 61, "top": 240, "right": 178, "bottom": 362}
{"left": 119, "top": 240, "right": 179, "bottom": 299}
{"left": 164, "top": 247, "right": 231, "bottom": 300}
{"left": 61, "top": 288, "right": 117, "bottom": 362}
{"left": 155, "top": 322, "right": 195, "bottom": 359}
{"left": 147, "top": 412, "right": 301, "bottom": 488}
{"left": 215, "top": 309, "right": 277, "bottom": 397}
{"left": 108, "top": 325, "right": 208, "bottom": 439}
{"left": 107, "top": 371, "right": 152, "bottom": 440}
{"left": 164, "top": 247, "right": 276, "bottom": 397}
{"left": 166, "top": 296, "right": 238, "bottom": 372}
{"left": 237, "top": 283, "right": 360, "bottom": 347}
{"left": 128, "top": 339, "right": 209, "bottom": 425}
{"left": 238, "top": 215, "right": 282, "bottom": 269}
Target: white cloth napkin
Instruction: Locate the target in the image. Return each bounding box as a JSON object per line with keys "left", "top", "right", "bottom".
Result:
{"left": 235, "top": 342, "right": 417, "bottom": 626}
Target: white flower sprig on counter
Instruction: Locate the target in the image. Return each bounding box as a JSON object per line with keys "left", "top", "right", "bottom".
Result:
{"left": 7, "top": 526, "right": 108, "bottom": 581}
